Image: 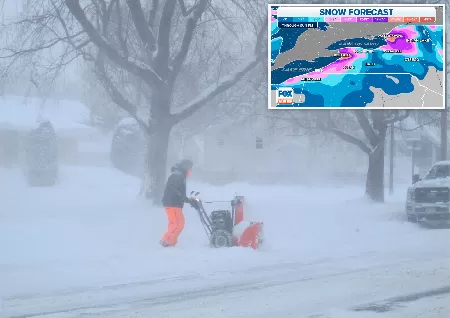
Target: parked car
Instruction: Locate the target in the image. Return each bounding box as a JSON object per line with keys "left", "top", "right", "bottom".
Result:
{"left": 405, "top": 161, "right": 450, "bottom": 224}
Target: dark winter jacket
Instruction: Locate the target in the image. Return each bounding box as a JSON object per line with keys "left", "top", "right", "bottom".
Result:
{"left": 161, "top": 163, "right": 190, "bottom": 208}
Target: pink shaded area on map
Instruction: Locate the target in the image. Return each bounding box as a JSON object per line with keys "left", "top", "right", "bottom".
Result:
{"left": 378, "top": 26, "right": 419, "bottom": 56}
{"left": 283, "top": 48, "right": 367, "bottom": 85}
{"left": 271, "top": 9, "right": 277, "bottom": 22}
{"left": 428, "top": 25, "right": 437, "bottom": 30}
{"left": 438, "top": 48, "right": 443, "bottom": 56}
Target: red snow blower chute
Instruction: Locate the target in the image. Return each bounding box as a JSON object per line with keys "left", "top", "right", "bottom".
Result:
{"left": 188, "top": 191, "right": 264, "bottom": 249}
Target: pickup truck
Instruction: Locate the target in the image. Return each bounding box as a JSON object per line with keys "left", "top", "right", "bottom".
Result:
{"left": 406, "top": 161, "right": 450, "bottom": 224}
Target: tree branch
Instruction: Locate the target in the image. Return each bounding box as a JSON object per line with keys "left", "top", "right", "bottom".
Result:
{"left": 101, "top": 0, "right": 117, "bottom": 36}
{"left": 178, "top": 0, "right": 199, "bottom": 16}
{"left": 324, "top": 126, "right": 371, "bottom": 154}
{"left": 265, "top": 112, "right": 372, "bottom": 154}
{"left": 153, "top": 0, "right": 177, "bottom": 77}
{"left": 230, "top": 0, "right": 258, "bottom": 32}
{"left": 95, "top": 56, "right": 151, "bottom": 135}
{"left": 169, "top": 0, "right": 209, "bottom": 85}
{"left": 126, "top": 0, "right": 157, "bottom": 52}
{"left": 148, "top": 0, "right": 160, "bottom": 28}
{"left": 173, "top": 53, "right": 265, "bottom": 123}
{"left": 0, "top": 31, "right": 85, "bottom": 59}
{"left": 65, "top": 0, "right": 162, "bottom": 85}
{"left": 382, "top": 110, "right": 410, "bottom": 124}
{"left": 254, "top": 17, "right": 267, "bottom": 55}
{"left": 115, "top": 0, "right": 129, "bottom": 57}
{"left": 394, "top": 118, "right": 439, "bottom": 131}
{"left": 50, "top": 0, "right": 93, "bottom": 61}
{"left": 172, "top": 16, "right": 267, "bottom": 121}
{"left": 353, "top": 111, "right": 379, "bottom": 147}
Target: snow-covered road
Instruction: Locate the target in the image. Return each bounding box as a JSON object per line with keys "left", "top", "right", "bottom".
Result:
{"left": 3, "top": 253, "right": 449, "bottom": 317}
{"left": 1, "top": 166, "right": 449, "bottom": 317}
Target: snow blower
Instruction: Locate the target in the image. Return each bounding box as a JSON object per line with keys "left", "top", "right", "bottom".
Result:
{"left": 188, "top": 191, "right": 264, "bottom": 249}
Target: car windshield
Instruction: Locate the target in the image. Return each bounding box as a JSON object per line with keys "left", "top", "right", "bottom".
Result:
{"left": 423, "top": 164, "right": 450, "bottom": 180}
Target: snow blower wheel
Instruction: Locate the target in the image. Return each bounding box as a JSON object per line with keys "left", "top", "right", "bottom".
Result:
{"left": 210, "top": 229, "right": 232, "bottom": 248}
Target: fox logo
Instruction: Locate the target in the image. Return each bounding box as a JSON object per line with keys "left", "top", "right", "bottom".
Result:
{"left": 276, "top": 87, "right": 294, "bottom": 105}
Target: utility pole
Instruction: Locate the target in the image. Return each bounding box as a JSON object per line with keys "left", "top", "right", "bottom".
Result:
{"left": 389, "top": 123, "right": 395, "bottom": 195}
{"left": 441, "top": 108, "right": 447, "bottom": 160}
{"left": 412, "top": 140, "right": 416, "bottom": 177}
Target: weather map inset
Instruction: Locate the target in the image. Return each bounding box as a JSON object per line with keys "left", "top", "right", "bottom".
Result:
{"left": 269, "top": 4, "right": 446, "bottom": 109}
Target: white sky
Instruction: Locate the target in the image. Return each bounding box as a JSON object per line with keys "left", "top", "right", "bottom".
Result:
{"left": 1, "top": 0, "right": 84, "bottom": 97}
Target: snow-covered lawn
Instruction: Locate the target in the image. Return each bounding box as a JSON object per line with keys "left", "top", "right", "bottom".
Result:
{"left": 1, "top": 165, "right": 449, "bottom": 317}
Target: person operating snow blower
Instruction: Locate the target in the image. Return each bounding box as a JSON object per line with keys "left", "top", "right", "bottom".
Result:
{"left": 160, "top": 159, "right": 194, "bottom": 247}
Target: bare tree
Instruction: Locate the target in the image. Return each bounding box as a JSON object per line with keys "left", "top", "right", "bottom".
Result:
{"left": 1, "top": 0, "right": 268, "bottom": 202}
{"left": 267, "top": 110, "right": 409, "bottom": 202}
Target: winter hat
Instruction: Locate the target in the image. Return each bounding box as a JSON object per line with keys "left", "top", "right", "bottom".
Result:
{"left": 179, "top": 159, "right": 193, "bottom": 171}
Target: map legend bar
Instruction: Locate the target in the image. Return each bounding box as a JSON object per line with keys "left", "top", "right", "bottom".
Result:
{"left": 420, "top": 17, "right": 436, "bottom": 22}
{"left": 277, "top": 16, "right": 440, "bottom": 23}
{"left": 404, "top": 17, "right": 420, "bottom": 23}
{"left": 357, "top": 17, "right": 372, "bottom": 22}
{"left": 310, "top": 17, "right": 324, "bottom": 22}
{"left": 278, "top": 17, "right": 308, "bottom": 22}
{"left": 278, "top": 17, "right": 326, "bottom": 22}
{"left": 276, "top": 16, "right": 440, "bottom": 24}
{"left": 373, "top": 17, "right": 388, "bottom": 22}
{"left": 388, "top": 17, "right": 404, "bottom": 22}
{"left": 325, "top": 17, "right": 340, "bottom": 22}
{"left": 341, "top": 17, "right": 357, "bottom": 22}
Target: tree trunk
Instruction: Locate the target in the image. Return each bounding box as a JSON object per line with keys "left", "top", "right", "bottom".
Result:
{"left": 140, "top": 79, "right": 175, "bottom": 203}
{"left": 365, "top": 144, "right": 385, "bottom": 202}
{"left": 441, "top": 109, "right": 447, "bottom": 160}
{"left": 140, "top": 125, "right": 172, "bottom": 204}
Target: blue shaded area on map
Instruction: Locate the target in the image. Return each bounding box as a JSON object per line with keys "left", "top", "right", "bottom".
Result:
{"left": 271, "top": 56, "right": 340, "bottom": 87}
{"left": 271, "top": 38, "right": 283, "bottom": 63}
{"left": 271, "top": 22, "right": 329, "bottom": 66}
{"left": 271, "top": 28, "right": 307, "bottom": 54}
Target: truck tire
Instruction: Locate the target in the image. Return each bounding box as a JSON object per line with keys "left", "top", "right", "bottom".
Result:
{"left": 407, "top": 214, "right": 417, "bottom": 223}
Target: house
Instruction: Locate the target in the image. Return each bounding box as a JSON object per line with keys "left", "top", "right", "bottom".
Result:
{"left": 182, "top": 116, "right": 369, "bottom": 185}
{"left": 0, "top": 95, "right": 108, "bottom": 167}
{"left": 395, "top": 116, "right": 445, "bottom": 176}
{"left": 180, "top": 112, "right": 446, "bottom": 185}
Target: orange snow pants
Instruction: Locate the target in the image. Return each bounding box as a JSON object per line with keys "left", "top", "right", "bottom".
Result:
{"left": 161, "top": 207, "right": 185, "bottom": 246}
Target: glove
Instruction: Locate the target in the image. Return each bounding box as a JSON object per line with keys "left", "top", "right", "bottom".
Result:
{"left": 185, "top": 197, "right": 194, "bottom": 205}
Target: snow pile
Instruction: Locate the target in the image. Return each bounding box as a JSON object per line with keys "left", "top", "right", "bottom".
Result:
{"left": 0, "top": 166, "right": 447, "bottom": 300}
{"left": 116, "top": 117, "right": 138, "bottom": 127}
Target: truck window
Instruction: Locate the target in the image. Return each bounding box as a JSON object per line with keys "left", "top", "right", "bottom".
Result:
{"left": 424, "top": 165, "right": 450, "bottom": 180}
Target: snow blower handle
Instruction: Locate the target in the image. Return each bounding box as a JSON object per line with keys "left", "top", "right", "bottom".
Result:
{"left": 231, "top": 196, "right": 243, "bottom": 206}
{"left": 187, "top": 191, "right": 202, "bottom": 208}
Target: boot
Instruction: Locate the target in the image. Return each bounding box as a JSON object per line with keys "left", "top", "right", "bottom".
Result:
{"left": 160, "top": 240, "right": 174, "bottom": 247}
